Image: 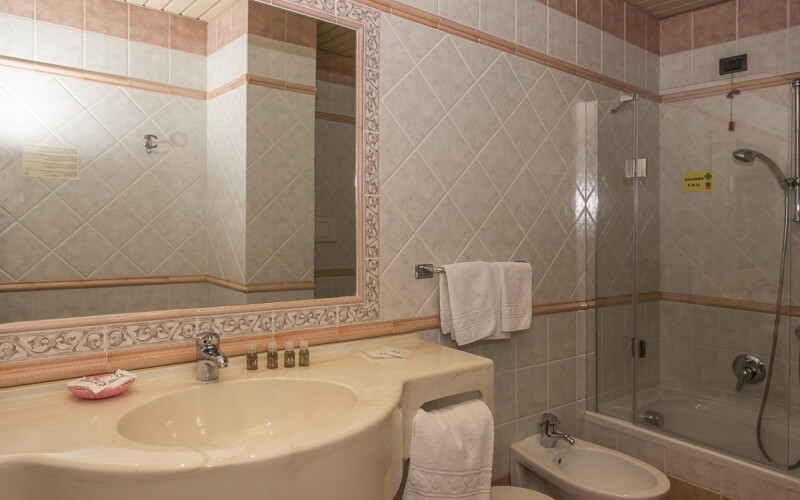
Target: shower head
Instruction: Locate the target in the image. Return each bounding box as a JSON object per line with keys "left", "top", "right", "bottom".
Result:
{"left": 732, "top": 148, "right": 791, "bottom": 189}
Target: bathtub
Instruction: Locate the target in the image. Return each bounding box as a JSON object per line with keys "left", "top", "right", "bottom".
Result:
{"left": 601, "top": 394, "right": 800, "bottom": 470}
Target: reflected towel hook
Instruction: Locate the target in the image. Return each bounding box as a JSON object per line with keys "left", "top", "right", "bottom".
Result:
{"left": 144, "top": 134, "right": 158, "bottom": 154}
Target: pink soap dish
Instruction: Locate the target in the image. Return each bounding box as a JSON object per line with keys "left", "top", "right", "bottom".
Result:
{"left": 67, "top": 369, "right": 137, "bottom": 400}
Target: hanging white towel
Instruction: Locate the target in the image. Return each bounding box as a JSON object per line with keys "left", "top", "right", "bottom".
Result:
{"left": 497, "top": 262, "right": 532, "bottom": 333}
{"left": 402, "top": 399, "right": 494, "bottom": 500}
{"left": 439, "top": 262, "right": 501, "bottom": 346}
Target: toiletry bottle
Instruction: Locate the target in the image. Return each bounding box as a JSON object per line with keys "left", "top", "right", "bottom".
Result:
{"left": 246, "top": 343, "right": 258, "bottom": 371}
{"left": 284, "top": 340, "right": 296, "bottom": 368}
{"left": 267, "top": 340, "right": 279, "bottom": 369}
{"left": 299, "top": 340, "right": 310, "bottom": 367}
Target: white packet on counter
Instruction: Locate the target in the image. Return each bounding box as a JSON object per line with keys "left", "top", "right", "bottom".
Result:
{"left": 67, "top": 369, "right": 138, "bottom": 395}
{"left": 362, "top": 346, "right": 410, "bottom": 359}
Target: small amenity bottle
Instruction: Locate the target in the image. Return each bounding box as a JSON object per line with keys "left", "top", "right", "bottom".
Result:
{"left": 284, "top": 340, "right": 296, "bottom": 368}
{"left": 246, "top": 343, "right": 258, "bottom": 371}
{"left": 267, "top": 340, "right": 279, "bottom": 369}
{"left": 299, "top": 340, "right": 310, "bottom": 367}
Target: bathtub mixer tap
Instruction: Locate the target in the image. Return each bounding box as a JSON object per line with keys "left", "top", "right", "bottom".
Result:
{"left": 540, "top": 413, "right": 575, "bottom": 448}
{"left": 195, "top": 331, "right": 228, "bottom": 381}
{"left": 732, "top": 354, "right": 765, "bottom": 391}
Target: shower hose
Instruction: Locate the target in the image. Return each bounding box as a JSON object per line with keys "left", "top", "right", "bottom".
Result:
{"left": 757, "top": 188, "right": 800, "bottom": 469}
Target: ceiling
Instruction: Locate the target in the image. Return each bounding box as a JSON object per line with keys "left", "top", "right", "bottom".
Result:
{"left": 117, "top": 0, "right": 238, "bottom": 21}
{"left": 317, "top": 22, "right": 356, "bottom": 57}
{"left": 628, "top": 0, "right": 733, "bottom": 19}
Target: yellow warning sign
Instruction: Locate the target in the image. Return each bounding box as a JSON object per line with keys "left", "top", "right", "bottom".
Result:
{"left": 683, "top": 171, "right": 713, "bottom": 192}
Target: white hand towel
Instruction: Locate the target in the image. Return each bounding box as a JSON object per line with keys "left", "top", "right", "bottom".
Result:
{"left": 497, "top": 262, "right": 532, "bottom": 333}
{"left": 402, "top": 399, "right": 494, "bottom": 500}
{"left": 439, "top": 262, "right": 501, "bottom": 346}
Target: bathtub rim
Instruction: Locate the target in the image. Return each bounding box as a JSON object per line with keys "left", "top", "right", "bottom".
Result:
{"left": 584, "top": 411, "right": 800, "bottom": 492}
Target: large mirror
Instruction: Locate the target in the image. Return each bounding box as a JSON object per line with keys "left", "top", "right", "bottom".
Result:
{"left": 0, "top": 1, "right": 359, "bottom": 324}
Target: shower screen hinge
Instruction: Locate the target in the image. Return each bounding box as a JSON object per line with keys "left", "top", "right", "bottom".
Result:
{"left": 624, "top": 158, "right": 647, "bottom": 179}
{"left": 626, "top": 337, "right": 647, "bottom": 358}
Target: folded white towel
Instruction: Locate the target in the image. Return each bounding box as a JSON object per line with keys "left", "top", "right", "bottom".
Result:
{"left": 402, "top": 400, "right": 494, "bottom": 500}
{"left": 497, "top": 262, "right": 532, "bottom": 333}
{"left": 439, "top": 262, "right": 501, "bottom": 346}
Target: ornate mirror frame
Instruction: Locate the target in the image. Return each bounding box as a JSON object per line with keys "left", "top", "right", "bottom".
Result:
{"left": 0, "top": 0, "right": 380, "bottom": 377}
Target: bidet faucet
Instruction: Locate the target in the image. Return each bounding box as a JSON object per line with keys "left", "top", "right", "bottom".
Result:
{"left": 195, "top": 331, "right": 228, "bottom": 381}
{"left": 540, "top": 413, "right": 575, "bottom": 448}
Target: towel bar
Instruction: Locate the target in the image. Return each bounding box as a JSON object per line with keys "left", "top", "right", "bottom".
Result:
{"left": 415, "top": 264, "right": 444, "bottom": 279}
{"left": 415, "top": 261, "right": 527, "bottom": 279}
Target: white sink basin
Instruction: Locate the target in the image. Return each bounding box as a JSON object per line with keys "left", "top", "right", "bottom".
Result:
{"left": 511, "top": 435, "right": 670, "bottom": 500}
{"left": 118, "top": 378, "right": 357, "bottom": 448}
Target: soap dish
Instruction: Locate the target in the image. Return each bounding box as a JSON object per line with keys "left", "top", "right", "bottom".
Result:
{"left": 67, "top": 369, "right": 137, "bottom": 400}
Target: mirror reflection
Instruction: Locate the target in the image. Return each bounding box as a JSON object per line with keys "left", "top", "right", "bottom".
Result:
{"left": 0, "top": 1, "right": 357, "bottom": 323}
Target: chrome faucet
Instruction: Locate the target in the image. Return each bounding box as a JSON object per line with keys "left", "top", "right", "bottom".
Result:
{"left": 540, "top": 413, "right": 575, "bottom": 448}
{"left": 195, "top": 331, "right": 228, "bottom": 381}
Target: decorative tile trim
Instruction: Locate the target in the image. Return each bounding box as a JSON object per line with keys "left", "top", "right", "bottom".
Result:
{"left": 0, "top": 55, "right": 207, "bottom": 99}
{"left": 106, "top": 320, "right": 196, "bottom": 351}
{"left": 316, "top": 111, "right": 357, "bottom": 124}
{"left": 660, "top": 72, "right": 800, "bottom": 104}
{"left": 0, "top": 328, "right": 104, "bottom": 361}
{"left": 0, "top": 274, "right": 315, "bottom": 293}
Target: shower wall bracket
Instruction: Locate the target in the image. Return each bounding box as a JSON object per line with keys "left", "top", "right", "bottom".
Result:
{"left": 625, "top": 158, "right": 647, "bottom": 179}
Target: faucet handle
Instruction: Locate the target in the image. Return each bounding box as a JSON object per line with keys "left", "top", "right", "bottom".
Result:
{"left": 542, "top": 413, "right": 561, "bottom": 427}
{"left": 196, "top": 331, "right": 220, "bottom": 348}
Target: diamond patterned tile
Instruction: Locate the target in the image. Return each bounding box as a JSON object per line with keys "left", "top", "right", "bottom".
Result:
{"left": 89, "top": 143, "right": 146, "bottom": 195}
{"left": 417, "top": 117, "right": 473, "bottom": 190}
{"left": 90, "top": 88, "right": 147, "bottom": 139}
{"left": 477, "top": 129, "right": 524, "bottom": 195}
{"left": 151, "top": 200, "right": 202, "bottom": 247}
{"left": 54, "top": 169, "right": 116, "bottom": 220}
{"left": 89, "top": 198, "right": 146, "bottom": 247}
{"left": 56, "top": 225, "right": 116, "bottom": 277}
{"left": 121, "top": 226, "right": 175, "bottom": 275}
{"left": 528, "top": 70, "right": 568, "bottom": 132}
{"left": 4, "top": 74, "right": 85, "bottom": 132}
{"left": 383, "top": 67, "right": 446, "bottom": 146}
{"left": 477, "top": 201, "right": 525, "bottom": 261}
{"left": 478, "top": 55, "right": 526, "bottom": 122}
{"left": 0, "top": 160, "right": 51, "bottom": 218}
{"left": 19, "top": 195, "right": 83, "bottom": 248}
{"left": 449, "top": 84, "right": 501, "bottom": 154}
{"left": 0, "top": 223, "right": 50, "bottom": 279}
{"left": 416, "top": 196, "right": 473, "bottom": 264}
{"left": 119, "top": 173, "right": 173, "bottom": 222}
{"left": 504, "top": 98, "right": 547, "bottom": 164}
{"left": 54, "top": 110, "right": 116, "bottom": 165}
{"left": 449, "top": 160, "right": 501, "bottom": 230}
{"left": 418, "top": 38, "right": 475, "bottom": 110}
{"left": 383, "top": 151, "right": 446, "bottom": 228}
{"left": 385, "top": 13, "right": 443, "bottom": 62}
{"left": 21, "top": 252, "right": 81, "bottom": 282}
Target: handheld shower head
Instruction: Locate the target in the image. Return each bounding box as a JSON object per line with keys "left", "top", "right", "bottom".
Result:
{"left": 732, "top": 148, "right": 791, "bottom": 189}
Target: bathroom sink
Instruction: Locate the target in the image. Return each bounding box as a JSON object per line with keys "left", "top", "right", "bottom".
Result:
{"left": 511, "top": 434, "right": 670, "bottom": 500}
{"left": 117, "top": 378, "right": 358, "bottom": 448}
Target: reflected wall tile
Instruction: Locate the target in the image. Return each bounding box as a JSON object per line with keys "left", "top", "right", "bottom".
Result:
{"left": 130, "top": 6, "right": 170, "bottom": 48}
{"left": 86, "top": 0, "right": 129, "bottom": 39}
{"left": 0, "top": 14, "right": 33, "bottom": 63}
{"left": 736, "top": 31, "right": 786, "bottom": 77}
{"left": 36, "top": 0, "right": 82, "bottom": 30}
{"left": 660, "top": 51, "right": 692, "bottom": 91}
{"left": 667, "top": 449, "right": 722, "bottom": 492}
{"left": 0, "top": 0, "right": 33, "bottom": 18}
{"left": 170, "top": 15, "right": 207, "bottom": 55}
{"left": 85, "top": 32, "right": 128, "bottom": 77}
{"left": 35, "top": 23, "right": 82, "bottom": 68}
{"left": 129, "top": 41, "right": 170, "bottom": 84}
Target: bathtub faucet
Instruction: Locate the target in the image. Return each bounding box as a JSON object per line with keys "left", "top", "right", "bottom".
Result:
{"left": 540, "top": 413, "right": 575, "bottom": 448}
{"left": 195, "top": 331, "right": 228, "bottom": 381}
